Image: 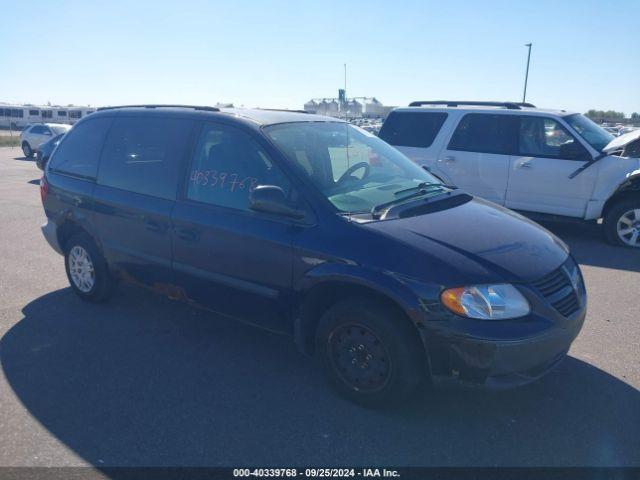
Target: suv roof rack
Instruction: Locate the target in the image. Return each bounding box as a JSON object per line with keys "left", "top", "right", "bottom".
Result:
{"left": 97, "top": 104, "right": 220, "bottom": 112}
{"left": 408, "top": 101, "right": 536, "bottom": 109}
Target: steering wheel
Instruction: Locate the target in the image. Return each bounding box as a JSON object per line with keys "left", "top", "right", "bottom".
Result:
{"left": 336, "top": 161, "right": 370, "bottom": 185}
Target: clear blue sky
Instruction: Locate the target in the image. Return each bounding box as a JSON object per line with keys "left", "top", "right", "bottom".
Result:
{"left": 1, "top": 0, "right": 638, "bottom": 115}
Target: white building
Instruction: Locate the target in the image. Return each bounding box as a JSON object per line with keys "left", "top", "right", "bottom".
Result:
{"left": 304, "top": 95, "right": 394, "bottom": 119}
{"left": 0, "top": 103, "right": 96, "bottom": 129}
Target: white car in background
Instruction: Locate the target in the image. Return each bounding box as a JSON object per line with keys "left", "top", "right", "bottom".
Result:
{"left": 379, "top": 101, "right": 640, "bottom": 248}
{"left": 20, "top": 123, "right": 71, "bottom": 158}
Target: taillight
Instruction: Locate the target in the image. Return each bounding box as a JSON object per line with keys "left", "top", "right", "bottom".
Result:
{"left": 40, "top": 176, "right": 48, "bottom": 204}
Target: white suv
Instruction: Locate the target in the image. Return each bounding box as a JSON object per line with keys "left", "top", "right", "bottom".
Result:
{"left": 20, "top": 123, "right": 71, "bottom": 158}
{"left": 379, "top": 101, "right": 640, "bottom": 248}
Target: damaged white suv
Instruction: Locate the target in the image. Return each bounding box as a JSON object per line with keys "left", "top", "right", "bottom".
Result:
{"left": 379, "top": 101, "right": 640, "bottom": 247}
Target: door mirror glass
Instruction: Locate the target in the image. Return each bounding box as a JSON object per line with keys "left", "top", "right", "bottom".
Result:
{"left": 559, "top": 141, "right": 591, "bottom": 161}
{"left": 249, "top": 185, "right": 304, "bottom": 219}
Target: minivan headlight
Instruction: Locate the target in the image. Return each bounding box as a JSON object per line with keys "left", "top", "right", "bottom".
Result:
{"left": 440, "top": 284, "right": 530, "bottom": 320}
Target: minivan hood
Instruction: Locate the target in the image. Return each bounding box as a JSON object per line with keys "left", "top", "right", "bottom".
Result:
{"left": 603, "top": 129, "right": 640, "bottom": 154}
{"left": 364, "top": 197, "right": 568, "bottom": 284}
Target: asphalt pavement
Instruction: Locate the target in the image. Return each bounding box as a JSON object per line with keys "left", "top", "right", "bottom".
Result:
{"left": 0, "top": 146, "right": 638, "bottom": 468}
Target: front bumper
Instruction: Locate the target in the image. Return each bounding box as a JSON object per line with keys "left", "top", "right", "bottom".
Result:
{"left": 425, "top": 303, "right": 586, "bottom": 390}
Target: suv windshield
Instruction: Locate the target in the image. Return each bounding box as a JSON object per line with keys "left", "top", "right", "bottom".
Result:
{"left": 264, "top": 122, "right": 443, "bottom": 214}
{"left": 565, "top": 113, "right": 614, "bottom": 152}
{"left": 50, "top": 125, "right": 70, "bottom": 135}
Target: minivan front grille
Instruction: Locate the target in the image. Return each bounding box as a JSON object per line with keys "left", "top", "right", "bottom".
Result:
{"left": 530, "top": 258, "right": 582, "bottom": 317}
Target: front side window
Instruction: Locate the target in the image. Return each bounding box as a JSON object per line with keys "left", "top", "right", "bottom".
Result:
{"left": 378, "top": 111, "right": 448, "bottom": 148}
{"left": 98, "top": 116, "right": 193, "bottom": 199}
{"left": 265, "top": 122, "right": 442, "bottom": 214}
{"left": 564, "top": 113, "right": 614, "bottom": 152}
{"left": 519, "top": 116, "right": 589, "bottom": 160}
{"left": 48, "top": 118, "right": 112, "bottom": 178}
{"left": 448, "top": 114, "right": 518, "bottom": 154}
{"left": 187, "top": 123, "right": 291, "bottom": 211}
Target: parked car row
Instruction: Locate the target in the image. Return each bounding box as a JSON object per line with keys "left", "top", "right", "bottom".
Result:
{"left": 40, "top": 105, "right": 588, "bottom": 406}
{"left": 20, "top": 123, "right": 70, "bottom": 159}
{"left": 378, "top": 101, "right": 640, "bottom": 248}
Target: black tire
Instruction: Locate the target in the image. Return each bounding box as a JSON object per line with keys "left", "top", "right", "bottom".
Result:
{"left": 603, "top": 198, "right": 640, "bottom": 248}
{"left": 64, "top": 233, "right": 116, "bottom": 302}
{"left": 22, "top": 141, "right": 33, "bottom": 158}
{"left": 316, "top": 297, "right": 426, "bottom": 406}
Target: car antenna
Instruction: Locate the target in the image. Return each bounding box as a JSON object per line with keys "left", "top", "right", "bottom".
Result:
{"left": 344, "top": 63, "right": 352, "bottom": 222}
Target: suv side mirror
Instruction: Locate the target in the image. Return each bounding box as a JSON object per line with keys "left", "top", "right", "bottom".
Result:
{"left": 560, "top": 141, "right": 591, "bottom": 161}
{"left": 249, "top": 185, "right": 305, "bottom": 219}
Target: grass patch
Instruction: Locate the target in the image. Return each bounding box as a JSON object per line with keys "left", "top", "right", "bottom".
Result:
{"left": 0, "top": 136, "right": 20, "bottom": 147}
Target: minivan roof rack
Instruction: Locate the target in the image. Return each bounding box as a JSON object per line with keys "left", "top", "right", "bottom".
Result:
{"left": 97, "top": 104, "right": 220, "bottom": 112}
{"left": 408, "top": 101, "right": 536, "bottom": 109}
{"left": 257, "top": 108, "right": 311, "bottom": 114}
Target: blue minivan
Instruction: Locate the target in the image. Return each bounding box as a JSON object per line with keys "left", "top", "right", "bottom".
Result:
{"left": 40, "top": 105, "right": 586, "bottom": 405}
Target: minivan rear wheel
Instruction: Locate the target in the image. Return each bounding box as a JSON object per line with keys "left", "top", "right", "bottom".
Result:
{"left": 604, "top": 199, "right": 640, "bottom": 248}
{"left": 64, "top": 233, "right": 116, "bottom": 302}
{"left": 22, "top": 142, "right": 33, "bottom": 158}
{"left": 316, "top": 297, "right": 425, "bottom": 406}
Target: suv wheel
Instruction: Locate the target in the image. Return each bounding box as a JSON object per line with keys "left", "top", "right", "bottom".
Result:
{"left": 604, "top": 199, "right": 640, "bottom": 248}
{"left": 22, "top": 141, "right": 33, "bottom": 158}
{"left": 64, "top": 233, "right": 116, "bottom": 301}
{"left": 316, "top": 297, "right": 425, "bottom": 406}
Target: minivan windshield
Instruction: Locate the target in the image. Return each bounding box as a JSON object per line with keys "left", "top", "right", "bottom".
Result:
{"left": 264, "top": 122, "right": 444, "bottom": 214}
{"left": 565, "top": 113, "right": 614, "bottom": 152}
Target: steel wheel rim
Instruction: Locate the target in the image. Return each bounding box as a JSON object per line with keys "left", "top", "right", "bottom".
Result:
{"left": 328, "top": 323, "right": 392, "bottom": 393}
{"left": 68, "top": 246, "right": 95, "bottom": 292}
{"left": 616, "top": 209, "right": 640, "bottom": 247}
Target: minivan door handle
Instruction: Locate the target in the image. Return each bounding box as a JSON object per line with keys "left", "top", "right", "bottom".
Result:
{"left": 145, "top": 220, "right": 164, "bottom": 233}
{"left": 174, "top": 227, "right": 198, "bottom": 241}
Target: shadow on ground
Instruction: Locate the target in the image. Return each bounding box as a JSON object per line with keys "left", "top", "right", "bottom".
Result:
{"left": 2, "top": 287, "right": 639, "bottom": 468}
{"left": 538, "top": 220, "right": 640, "bottom": 272}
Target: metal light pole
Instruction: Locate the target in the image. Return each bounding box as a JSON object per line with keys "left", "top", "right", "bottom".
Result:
{"left": 522, "top": 43, "right": 532, "bottom": 103}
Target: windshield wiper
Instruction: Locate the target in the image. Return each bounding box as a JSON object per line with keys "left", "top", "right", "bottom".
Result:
{"left": 393, "top": 182, "right": 449, "bottom": 196}
{"left": 371, "top": 187, "right": 441, "bottom": 219}
{"left": 569, "top": 152, "right": 606, "bottom": 179}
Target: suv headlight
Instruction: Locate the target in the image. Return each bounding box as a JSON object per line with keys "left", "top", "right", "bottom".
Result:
{"left": 441, "top": 284, "right": 530, "bottom": 320}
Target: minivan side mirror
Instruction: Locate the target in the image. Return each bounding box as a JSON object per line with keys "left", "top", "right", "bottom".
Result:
{"left": 249, "top": 185, "right": 305, "bottom": 219}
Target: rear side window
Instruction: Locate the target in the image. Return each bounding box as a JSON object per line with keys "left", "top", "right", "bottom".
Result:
{"left": 49, "top": 118, "right": 112, "bottom": 178}
{"left": 378, "top": 112, "right": 447, "bottom": 148}
{"left": 187, "top": 123, "right": 291, "bottom": 211}
{"left": 448, "top": 114, "right": 518, "bottom": 154}
{"left": 30, "top": 125, "right": 44, "bottom": 134}
{"left": 98, "top": 116, "right": 193, "bottom": 200}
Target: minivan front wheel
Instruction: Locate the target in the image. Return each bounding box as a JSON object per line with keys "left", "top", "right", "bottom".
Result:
{"left": 316, "top": 297, "right": 425, "bottom": 406}
{"left": 64, "top": 233, "right": 115, "bottom": 301}
{"left": 604, "top": 199, "right": 640, "bottom": 248}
